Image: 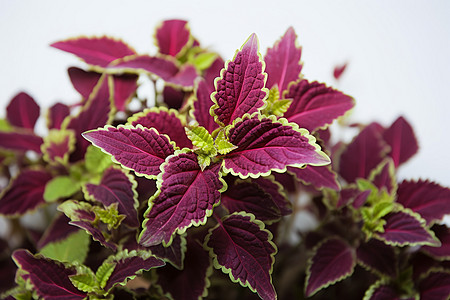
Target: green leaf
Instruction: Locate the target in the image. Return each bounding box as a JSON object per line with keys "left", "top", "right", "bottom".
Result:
{"left": 0, "top": 118, "right": 13, "bottom": 132}
{"left": 69, "top": 273, "right": 99, "bottom": 293}
{"left": 94, "top": 203, "right": 125, "bottom": 230}
{"left": 215, "top": 130, "right": 237, "bottom": 155}
{"left": 190, "top": 52, "right": 218, "bottom": 71}
{"left": 39, "top": 230, "right": 90, "bottom": 263}
{"left": 96, "top": 262, "right": 116, "bottom": 289}
{"left": 372, "top": 201, "right": 395, "bottom": 220}
{"left": 85, "top": 145, "right": 114, "bottom": 174}
{"left": 43, "top": 176, "right": 81, "bottom": 202}
{"left": 41, "top": 129, "right": 76, "bottom": 166}
{"left": 262, "top": 86, "right": 292, "bottom": 116}
{"left": 185, "top": 126, "right": 216, "bottom": 154}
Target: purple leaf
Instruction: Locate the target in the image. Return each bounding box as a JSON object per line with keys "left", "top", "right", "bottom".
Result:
{"left": 149, "top": 234, "right": 187, "bottom": 269}
{"left": 104, "top": 250, "right": 165, "bottom": 291}
{"left": 155, "top": 19, "right": 191, "bottom": 57}
{"left": 139, "top": 151, "right": 225, "bottom": 247}
{"left": 264, "top": 27, "right": 302, "bottom": 92}
{"left": 6, "top": 92, "right": 40, "bottom": 130}
{"left": 283, "top": 79, "right": 354, "bottom": 132}
{"left": 421, "top": 224, "right": 450, "bottom": 259}
{"left": 288, "top": 165, "right": 340, "bottom": 191}
{"left": 192, "top": 78, "right": 219, "bottom": 133}
{"left": 41, "top": 129, "right": 75, "bottom": 165}
{"left": 370, "top": 159, "right": 396, "bottom": 195}
{"left": 356, "top": 239, "right": 397, "bottom": 277}
{"left": 0, "top": 169, "right": 52, "bottom": 216}
{"left": 205, "top": 212, "right": 277, "bottom": 300}
{"left": 0, "top": 131, "right": 43, "bottom": 153}
{"left": 84, "top": 167, "right": 139, "bottom": 228}
{"left": 253, "top": 176, "right": 292, "bottom": 216}
{"left": 127, "top": 107, "right": 192, "bottom": 149}
{"left": 223, "top": 115, "right": 330, "bottom": 178}
{"left": 111, "top": 74, "right": 138, "bottom": 111}
{"left": 396, "top": 180, "right": 450, "bottom": 225}
{"left": 51, "top": 36, "right": 136, "bottom": 67}
{"left": 375, "top": 211, "right": 439, "bottom": 246}
{"left": 156, "top": 238, "right": 211, "bottom": 300}
{"left": 364, "top": 281, "right": 401, "bottom": 300}
{"left": 305, "top": 237, "right": 356, "bottom": 297}
{"left": 109, "top": 54, "right": 179, "bottom": 80}
{"left": 65, "top": 76, "right": 113, "bottom": 161}
{"left": 211, "top": 34, "right": 268, "bottom": 127}
{"left": 12, "top": 249, "right": 86, "bottom": 300}
{"left": 68, "top": 67, "right": 101, "bottom": 99}
{"left": 166, "top": 64, "right": 199, "bottom": 88}
{"left": 383, "top": 116, "right": 418, "bottom": 167}
{"left": 333, "top": 63, "right": 348, "bottom": 80}
{"left": 70, "top": 220, "right": 117, "bottom": 251}
{"left": 82, "top": 125, "right": 175, "bottom": 179}
{"left": 47, "top": 102, "right": 70, "bottom": 130}
{"left": 37, "top": 214, "right": 79, "bottom": 249}
{"left": 204, "top": 56, "right": 225, "bottom": 92}
{"left": 336, "top": 187, "right": 370, "bottom": 209}
{"left": 418, "top": 270, "right": 450, "bottom": 300}
{"left": 163, "top": 85, "right": 185, "bottom": 110}
{"left": 339, "top": 123, "right": 388, "bottom": 183}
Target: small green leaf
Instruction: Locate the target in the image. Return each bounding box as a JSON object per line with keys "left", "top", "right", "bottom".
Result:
{"left": 96, "top": 262, "right": 116, "bottom": 289}
{"left": 44, "top": 176, "right": 81, "bottom": 202}
{"left": 94, "top": 203, "right": 125, "bottom": 230}
{"left": 0, "top": 119, "right": 13, "bottom": 132}
{"left": 271, "top": 99, "right": 292, "bottom": 116}
{"left": 58, "top": 200, "right": 93, "bottom": 221}
{"left": 39, "top": 230, "right": 90, "bottom": 263}
{"left": 215, "top": 130, "right": 237, "bottom": 155}
{"left": 85, "top": 145, "right": 114, "bottom": 174}
{"left": 372, "top": 201, "right": 394, "bottom": 220}
{"left": 69, "top": 273, "right": 99, "bottom": 293}
{"left": 185, "top": 126, "right": 216, "bottom": 154}
{"left": 196, "top": 152, "right": 211, "bottom": 170}
{"left": 191, "top": 52, "right": 218, "bottom": 71}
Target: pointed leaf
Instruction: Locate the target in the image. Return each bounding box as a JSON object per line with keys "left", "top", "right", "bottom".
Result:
{"left": 375, "top": 211, "right": 439, "bottom": 246}
{"left": 166, "top": 64, "right": 198, "bottom": 88}
{"left": 103, "top": 250, "right": 165, "bottom": 291}
{"left": 70, "top": 220, "right": 117, "bottom": 251}
{"left": 333, "top": 63, "right": 348, "bottom": 80}
{"left": 95, "top": 262, "right": 116, "bottom": 289}
{"left": 215, "top": 129, "right": 237, "bottom": 155}
{"left": 383, "top": 116, "right": 418, "bottom": 167}
{"left": 0, "top": 131, "right": 43, "bottom": 153}
{"left": 111, "top": 73, "right": 138, "bottom": 111}
{"left": 39, "top": 230, "right": 90, "bottom": 264}
{"left": 51, "top": 36, "right": 136, "bottom": 67}
{"left": 185, "top": 126, "right": 215, "bottom": 153}
{"left": 6, "top": 92, "right": 40, "bottom": 130}
{"left": 339, "top": 123, "right": 389, "bottom": 183}
{"left": 69, "top": 273, "right": 99, "bottom": 293}
{"left": 0, "top": 169, "right": 52, "bottom": 216}
{"left": 149, "top": 233, "right": 187, "bottom": 269}
{"left": 396, "top": 180, "right": 450, "bottom": 225}
{"left": 41, "top": 129, "right": 75, "bottom": 166}
{"left": 223, "top": 114, "right": 330, "bottom": 178}
{"left": 288, "top": 165, "right": 340, "bottom": 191}
{"left": 422, "top": 225, "right": 450, "bottom": 259}
{"left": 44, "top": 176, "right": 80, "bottom": 202}
{"left": 418, "top": 270, "right": 450, "bottom": 300}
{"left": 156, "top": 238, "right": 212, "bottom": 300}
{"left": 12, "top": 250, "right": 86, "bottom": 300}
{"left": 108, "top": 54, "right": 179, "bottom": 80}
{"left": 82, "top": 124, "right": 175, "bottom": 179}
{"left": 191, "top": 78, "right": 219, "bottom": 133}
{"left": 283, "top": 79, "right": 355, "bottom": 132}
{"left": 204, "top": 56, "right": 225, "bottom": 92}
{"left": 84, "top": 167, "right": 139, "bottom": 228}
{"left": 127, "top": 107, "right": 192, "bottom": 149}
{"left": 211, "top": 34, "right": 268, "bottom": 127}
{"left": 47, "top": 102, "right": 70, "bottom": 130}
{"left": 205, "top": 212, "right": 277, "bottom": 300}
{"left": 155, "top": 19, "right": 191, "bottom": 57}
{"left": 363, "top": 280, "right": 400, "bottom": 300}
{"left": 305, "top": 237, "right": 356, "bottom": 297}
{"left": 369, "top": 159, "right": 397, "bottom": 195}
{"left": 357, "top": 239, "right": 397, "bottom": 277}
{"left": 37, "top": 214, "right": 79, "bottom": 249}
{"left": 68, "top": 67, "right": 101, "bottom": 99}
{"left": 254, "top": 176, "right": 292, "bottom": 216}
{"left": 264, "top": 27, "right": 302, "bottom": 92}
{"left": 139, "top": 150, "right": 225, "bottom": 247}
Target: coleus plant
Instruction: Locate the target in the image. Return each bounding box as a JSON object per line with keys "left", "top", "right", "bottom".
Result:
{"left": 1, "top": 19, "right": 450, "bottom": 300}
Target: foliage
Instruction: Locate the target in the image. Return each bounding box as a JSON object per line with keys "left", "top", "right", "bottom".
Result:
{"left": 1, "top": 19, "right": 450, "bottom": 300}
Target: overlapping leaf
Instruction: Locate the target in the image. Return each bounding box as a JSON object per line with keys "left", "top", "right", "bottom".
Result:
{"left": 37, "top": 214, "right": 79, "bottom": 249}
{"left": 149, "top": 234, "right": 187, "bottom": 269}
{"left": 6, "top": 92, "right": 40, "bottom": 130}
{"left": 383, "top": 116, "right": 418, "bottom": 167}
{"left": 155, "top": 19, "right": 191, "bottom": 57}
{"left": 0, "top": 169, "right": 52, "bottom": 216}
{"left": 363, "top": 280, "right": 401, "bottom": 300}
{"left": 0, "top": 131, "right": 43, "bottom": 153}
{"left": 47, "top": 102, "right": 70, "bottom": 130}
{"left": 418, "top": 270, "right": 450, "bottom": 300}
{"left": 283, "top": 79, "right": 354, "bottom": 132}
{"left": 356, "top": 239, "right": 397, "bottom": 278}
{"left": 41, "top": 129, "right": 75, "bottom": 166}
{"left": 264, "top": 27, "right": 302, "bottom": 92}
{"left": 139, "top": 151, "right": 225, "bottom": 247}
{"left": 108, "top": 54, "right": 179, "bottom": 80}
{"left": 369, "top": 159, "right": 396, "bottom": 195}
{"left": 223, "top": 114, "right": 330, "bottom": 178}
{"left": 288, "top": 165, "right": 340, "bottom": 191}
{"left": 111, "top": 73, "right": 138, "bottom": 111}
{"left": 191, "top": 78, "right": 219, "bottom": 133}
{"left": 211, "top": 34, "right": 268, "bottom": 127}
{"left": 83, "top": 124, "right": 175, "bottom": 179}
{"left": 422, "top": 225, "right": 450, "bottom": 259}
{"left": 205, "top": 212, "right": 277, "bottom": 300}
{"left": 68, "top": 67, "right": 101, "bottom": 99}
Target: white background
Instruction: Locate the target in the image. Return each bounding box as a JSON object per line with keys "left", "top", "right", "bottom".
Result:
{"left": 1, "top": 0, "right": 449, "bottom": 187}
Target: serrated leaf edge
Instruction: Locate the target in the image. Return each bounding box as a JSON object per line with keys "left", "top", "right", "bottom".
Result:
{"left": 41, "top": 129, "right": 76, "bottom": 166}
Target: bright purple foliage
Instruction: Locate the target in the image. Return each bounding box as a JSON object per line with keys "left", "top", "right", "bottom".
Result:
{"left": 155, "top": 19, "right": 191, "bottom": 57}
{"left": 6, "top": 92, "right": 40, "bottom": 130}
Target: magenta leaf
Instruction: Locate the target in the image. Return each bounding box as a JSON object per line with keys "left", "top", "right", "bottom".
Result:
{"left": 37, "top": 214, "right": 79, "bottom": 249}
{"left": 396, "top": 180, "right": 450, "bottom": 225}
{"left": 68, "top": 67, "right": 101, "bottom": 99}
{"left": 223, "top": 114, "right": 330, "bottom": 178}
{"left": 418, "top": 270, "right": 450, "bottom": 300}
{"left": 264, "top": 27, "right": 302, "bottom": 92}
{"left": 191, "top": 78, "right": 219, "bottom": 133}
{"left": 375, "top": 211, "right": 439, "bottom": 246}
{"left": 65, "top": 76, "right": 113, "bottom": 161}
{"left": 253, "top": 176, "right": 292, "bottom": 216}
{"left": 127, "top": 107, "right": 192, "bottom": 149}
{"left": 109, "top": 54, "right": 179, "bottom": 80}
{"left": 163, "top": 85, "right": 185, "bottom": 110}
{"left": 383, "top": 116, "right": 418, "bottom": 167}
{"left": 82, "top": 125, "right": 175, "bottom": 179}
{"left": 84, "top": 167, "right": 139, "bottom": 228}
{"left": 6, "top": 92, "right": 40, "bottom": 130}
{"left": 111, "top": 74, "right": 138, "bottom": 111}
{"left": 41, "top": 129, "right": 75, "bottom": 166}
{"left": 155, "top": 19, "right": 191, "bottom": 57}
{"left": 364, "top": 280, "right": 401, "bottom": 300}
{"left": 149, "top": 234, "right": 187, "bottom": 269}
{"left": 333, "top": 62, "right": 348, "bottom": 80}
{"left": 339, "top": 123, "right": 388, "bottom": 183}
{"left": 422, "top": 225, "right": 450, "bottom": 259}
{"left": 103, "top": 250, "right": 165, "bottom": 291}
{"left": 0, "top": 169, "right": 52, "bottom": 216}
{"left": 370, "top": 159, "right": 396, "bottom": 195}
{"left": 305, "top": 237, "right": 356, "bottom": 297}
{"left": 51, "top": 36, "right": 136, "bottom": 67}
{"left": 283, "top": 79, "right": 354, "bottom": 132}
{"left": 0, "top": 131, "right": 43, "bottom": 153}
{"left": 139, "top": 151, "right": 225, "bottom": 247}
{"left": 356, "top": 239, "right": 397, "bottom": 278}
{"left": 47, "top": 102, "right": 70, "bottom": 130}
{"left": 288, "top": 165, "right": 340, "bottom": 191}
{"left": 156, "top": 238, "right": 211, "bottom": 300}
{"left": 166, "top": 64, "right": 199, "bottom": 88}
{"left": 211, "top": 34, "right": 268, "bottom": 127}
{"left": 336, "top": 187, "right": 370, "bottom": 209}
{"left": 205, "top": 212, "right": 277, "bottom": 300}
{"left": 204, "top": 56, "right": 225, "bottom": 92}
{"left": 12, "top": 249, "right": 86, "bottom": 300}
